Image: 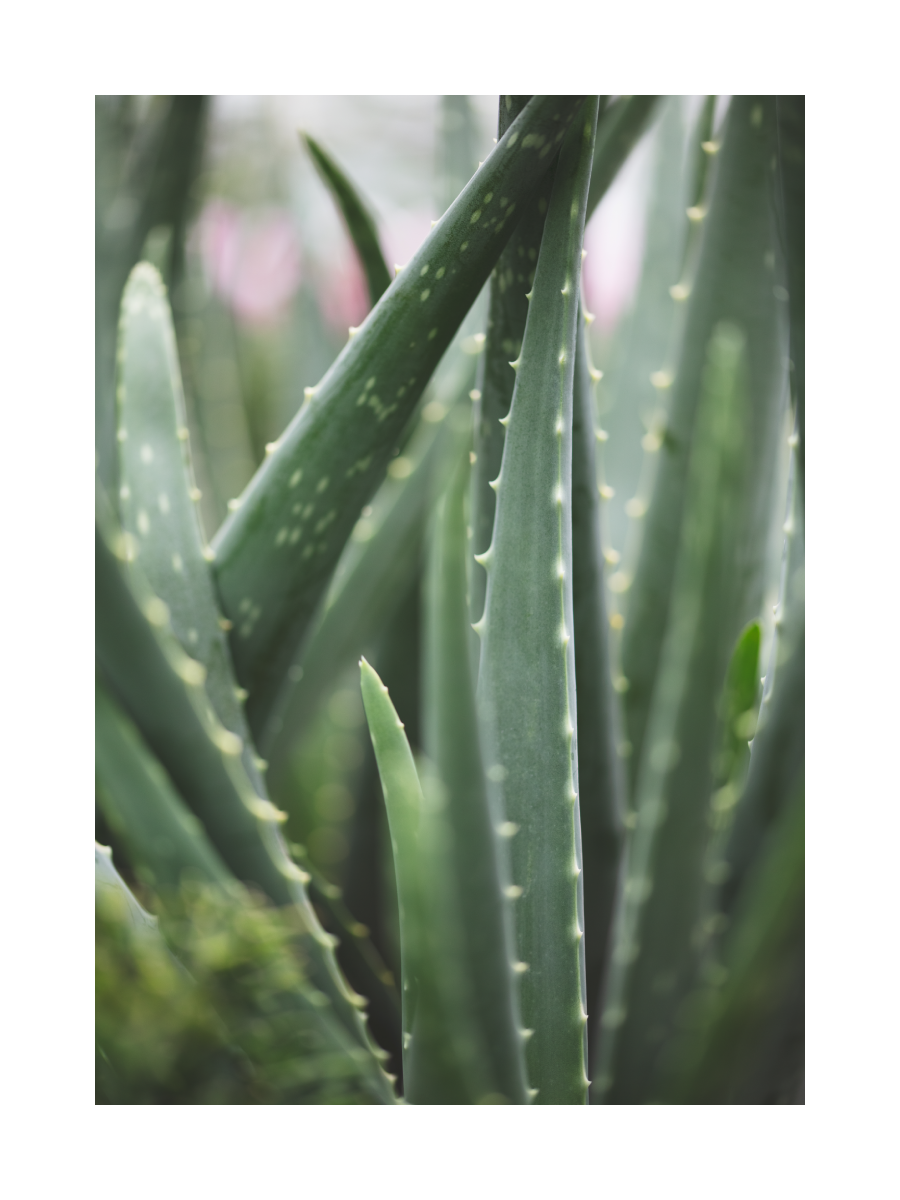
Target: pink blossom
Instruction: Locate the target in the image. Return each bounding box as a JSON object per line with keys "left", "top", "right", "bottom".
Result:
{"left": 581, "top": 144, "right": 650, "bottom": 335}
{"left": 197, "top": 200, "right": 302, "bottom": 328}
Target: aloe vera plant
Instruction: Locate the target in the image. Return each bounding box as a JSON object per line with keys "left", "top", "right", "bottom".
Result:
{"left": 96, "top": 94, "right": 804, "bottom": 1105}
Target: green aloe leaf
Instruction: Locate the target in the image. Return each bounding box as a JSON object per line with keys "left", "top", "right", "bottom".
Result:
{"left": 620, "top": 96, "right": 788, "bottom": 787}
{"left": 420, "top": 447, "right": 530, "bottom": 1103}
{"left": 471, "top": 93, "right": 655, "bottom": 631}
{"left": 571, "top": 311, "right": 626, "bottom": 1060}
{"left": 96, "top": 96, "right": 207, "bottom": 496}
{"left": 594, "top": 321, "right": 753, "bottom": 1104}
{"left": 96, "top": 679, "right": 233, "bottom": 891}
{"left": 475, "top": 98, "right": 600, "bottom": 1104}
{"left": 302, "top": 133, "right": 392, "bottom": 307}
{"left": 723, "top": 621, "right": 804, "bottom": 920}
{"left": 95, "top": 492, "right": 396, "bottom": 1101}
{"left": 209, "top": 96, "right": 587, "bottom": 738}
{"left": 659, "top": 775, "right": 804, "bottom": 1103}
{"left": 775, "top": 96, "right": 804, "bottom": 490}
{"left": 470, "top": 95, "right": 554, "bottom": 627}
{"left": 265, "top": 373, "right": 473, "bottom": 770}
{"left": 96, "top": 848, "right": 391, "bottom": 1105}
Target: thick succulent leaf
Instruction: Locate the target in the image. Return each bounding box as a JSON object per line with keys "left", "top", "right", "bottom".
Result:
{"left": 775, "top": 96, "right": 805, "bottom": 490}
{"left": 421, "top": 448, "right": 530, "bottom": 1103}
{"left": 620, "top": 96, "right": 789, "bottom": 785}
{"left": 571, "top": 312, "right": 626, "bottom": 1061}
{"left": 302, "top": 133, "right": 392, "bottom": 307}
{"left": 96, "top": 96, "right": 207, "bottom": 495}
{"left": 594, "top": 322, "right": 755, "bottom": 1103}
{"left": 476, "top": 99, "right": 600, "bottom": 1104}
{"left": 209, "top": 96, "right": 588, "bottom": 737}
{"left": 265, "top": 375, "right": 473, "bottom": 769}
{"left": 658, "top": 776, "right": 804, "bottom": 1103}
{"left": 95, "top": 491, "right": 395, "bottom": 1100}
{"left": 96, "top": 679, "right": 233, "bottom": 890}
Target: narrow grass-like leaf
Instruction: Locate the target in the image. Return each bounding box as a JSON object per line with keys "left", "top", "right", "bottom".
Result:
{"left": 620, "top": 96, "right": 788, "bottom": 785}
{"left": 594, "top": 322, "right": 752, "bottom": 1104}
{"left": 571, "top": 311, "right": 626, "bottom": 1058}
{"left": 421, "top": 449, "right": 529, "bottom": 1103}
{"left": 476, "top": 98, "right": 600, "bottom": 1104}
{"left": 302, "top": 133, "right": 392, "bottom": 307}
{"left": 210, "top": 96, "right": 587, "bottom": 737}
{"left": 96, "top": 679, "right": 233, "bottom": 890}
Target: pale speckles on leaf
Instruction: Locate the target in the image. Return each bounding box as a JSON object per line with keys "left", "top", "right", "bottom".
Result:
{"left": 316, "top": 476, "right": 330, "bottom": 494}
{"left": 428, "top": 328, "right": 438, "bottom": 341}
{"left": 388, "top": 457, "right": 413, "bottom": 480}
{"left": 157, "top": 493, "right": 170, "bottom": 515}
{"left": 171, "top": 552, "right": 183, "bottom": 572}
{"left": 289, "top": 528, "right": 302, "bottom": 545}
{"left": 420, "top": 289, "right": 431, "bottom": 302}
{"left": 275, "top": 527, "right": 288, "bottom": 547}
{"left": 137, "top": 510, "right": 150, "bottom": 535}
{"left": 345, "top": 454, "right": 373, "bottom": 479}
{"left": 435, "top": 266, "right": 445, "bottom": 280}
{"left": 420, "top": 264, "right": 430, "bottom": 276}
{"left": 140, "top": 444, "right": 153, "bottom": 464}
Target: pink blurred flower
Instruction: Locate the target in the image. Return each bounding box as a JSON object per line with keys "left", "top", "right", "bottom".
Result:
{"left": 315, "top": 242, "right": 369, "bottom": 332}
{"left": 379, "top": 209, "right": 437, "bottom": 275}
{"left": 314, "top": 207, "right": 437, "bottom": 336}
{"left": 197, "top": 200, "right": 302, "bottom": 328}
{"left": 581, "top": 148, "right": 650, "bottom": 335}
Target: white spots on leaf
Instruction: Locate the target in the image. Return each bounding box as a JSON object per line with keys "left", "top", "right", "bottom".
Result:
{"left": 498, "top": 821, "right": 519, "bottom": 838}
{"left": 171, "top": 552, "right": 183, "bottom": 572}
{"left": 316, "top": 476, "right": 330, "bottom": 494}
{"left": 420, "top": 289, "right": 431, "bottom": 302}
{"left": 136, "top": 510, "right": 150, "bottom": 535}
{"left": 435, "top": 266, "right": 445, "bottom": 280}
{"left": 140, "top": 444, "right": 153, "bottom": 464}
{"left": 289, "top": 527, "right": 302, "bottom": 545}
{"left": 157, "top": 493, "right": 170, "bottom": 514}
